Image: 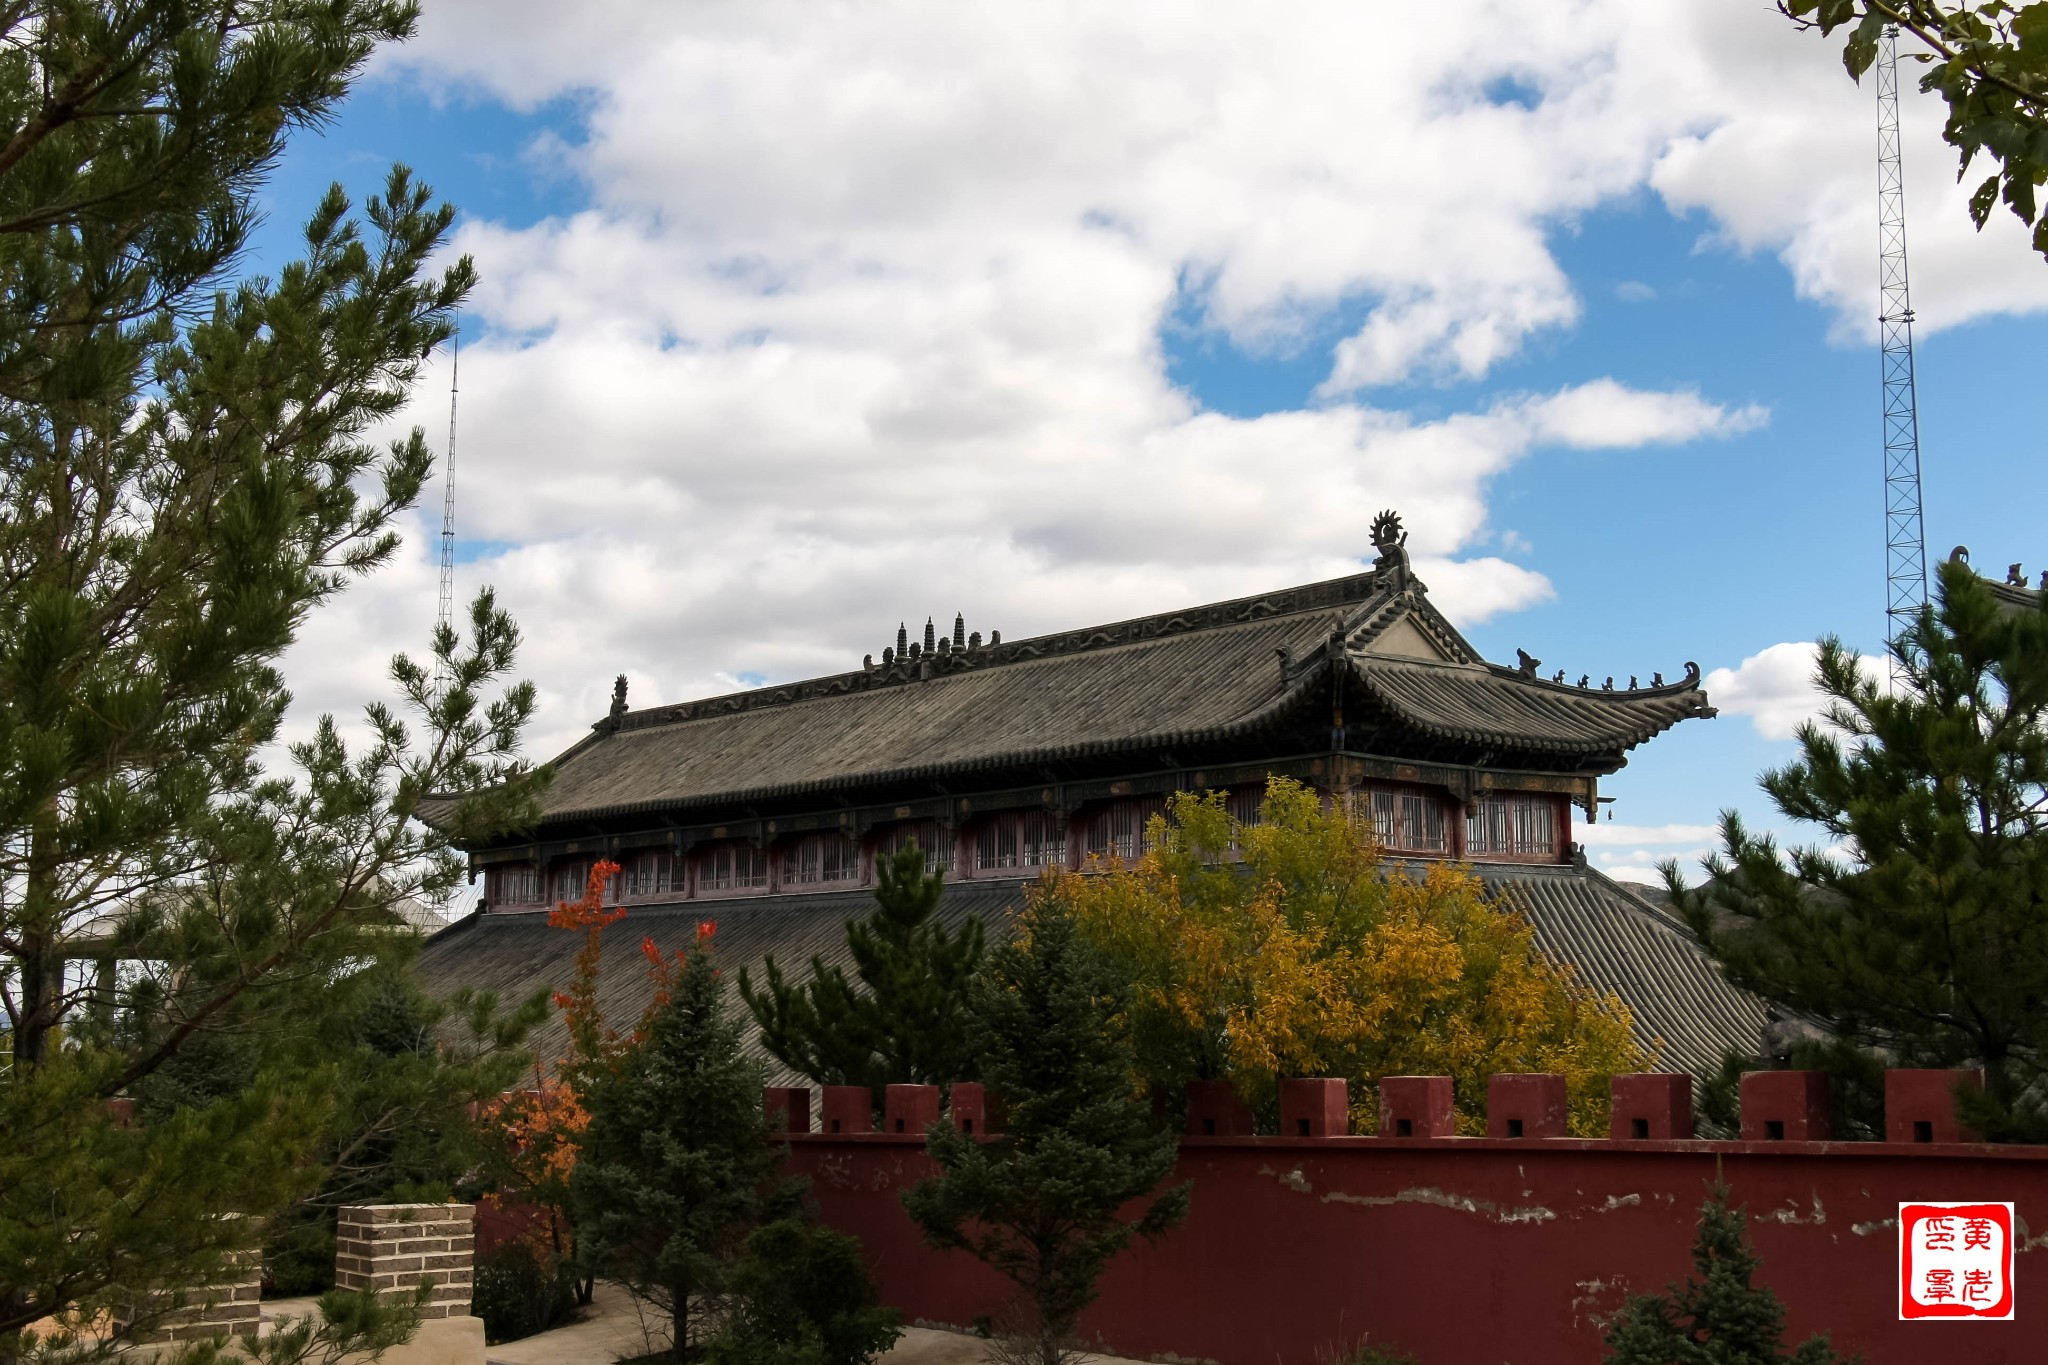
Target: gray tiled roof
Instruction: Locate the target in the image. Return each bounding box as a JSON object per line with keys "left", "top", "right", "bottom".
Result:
{"left": 1354, "top": 659, "right": 1712, "bottom": 757}
{"left": 495, "top": 567, "right": 1711, "bottom": 827}
{"left": 415, "top": 882, "right": 1022, "bottom": 1081}
{"left": 414, "top": 864, "right": 1765, "bottom": 1088}
{"left": 1476, "top": 863, "right": 1769, "bottom": 1079}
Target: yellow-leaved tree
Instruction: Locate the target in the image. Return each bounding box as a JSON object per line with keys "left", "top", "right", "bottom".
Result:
{"left": 1048, "top": 778, "right": 1650, "bottom": 1135}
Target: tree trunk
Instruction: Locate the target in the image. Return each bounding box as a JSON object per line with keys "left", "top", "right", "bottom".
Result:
{"left": 12, "top": 808, "right": 64, "bottom": 1069}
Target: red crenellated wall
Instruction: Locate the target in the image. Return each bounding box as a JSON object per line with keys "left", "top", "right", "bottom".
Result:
{"left": 781, "top": 1084, "right": 2048, "bottom": 1364}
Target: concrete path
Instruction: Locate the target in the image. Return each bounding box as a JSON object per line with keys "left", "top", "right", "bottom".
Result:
{"left": 472, "top": 1280, "right": 1153, "bottom": 1365}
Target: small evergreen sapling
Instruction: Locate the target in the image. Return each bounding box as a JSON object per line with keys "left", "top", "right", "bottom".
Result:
{"left": 903, "top": 895, "right": 1189, "bottom": 1365}
{"left": 741, "top": 844, "right": 983, "bottom": 1103}
{"left": 571, "top": 925, "right": 799, "bottom": 1359}
{"left": 1603, "top": 1183, "right": 1852, "bottom": 1365}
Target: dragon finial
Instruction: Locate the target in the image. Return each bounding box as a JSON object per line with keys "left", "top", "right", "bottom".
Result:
{"left": 1516, "top": 648, "right": 1540, "bottom": 678}
{"left": 1369, "top": 509, "right": 1406, "bottom": 551}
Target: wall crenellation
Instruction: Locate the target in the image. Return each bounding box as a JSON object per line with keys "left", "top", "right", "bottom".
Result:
{"left": 766, "top": 1066, "right": 1991, "bottom": 1147}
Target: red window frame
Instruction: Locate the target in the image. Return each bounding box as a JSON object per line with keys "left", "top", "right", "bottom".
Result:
{"left": 970, "top": 810, "right": 1068, "bottom": 875}
{"left": 874, "top": 820, "right": 954, "bottom": 874}
{"left": 1465, "top": 792, "right": 1563, "bottom": 862}
{"left": 1354, "top": 783, "right": 1452, "bottom": 856}
{"left": 696, "top": 841, "right": 770, "bottom": 897}
{"left": 618, "top": 848, "right": 682, "bottom": 902}
{"left": 779, "top": 831, "right": 861, "bottom": 890}
{"left": 1084, "top": 797, "right": 1164, "bottom": 864}
{"left": 485, "top": 863, "right": 542, "bottom": 909}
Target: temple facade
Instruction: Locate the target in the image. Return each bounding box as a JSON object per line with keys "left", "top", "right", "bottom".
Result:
{"left": 416, "top": 513, "right": 1769, "bottom": 1080}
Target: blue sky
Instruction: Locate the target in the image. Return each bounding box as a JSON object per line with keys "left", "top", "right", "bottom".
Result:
{"left": 266, "top": 4, "right": 2048, "bottom": 885}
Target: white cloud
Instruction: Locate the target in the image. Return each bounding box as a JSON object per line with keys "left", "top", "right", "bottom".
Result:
{"left": 269, "top": 2, "right": 2024, "bottom": 762}
{"left": 1577, "top": 821, "right": 1719, "bottom": 849}
{"left": 1517, "top": 378, "right": 1767, "bottom": 449}
{"left": 1704, "top": 642, "right": 1825, "bottom": 741}
{"left": 1601, "top": 866, "right": 1676, "bottom": 888}
{"left": 1703, "top": 641, "right": 1885, "bottom": 741}
{"left": 1579, "top": 821, "right": 1718, "bottom": 888}
{"left": 1642, "top": 6, "right": 2048, "bottom": 339}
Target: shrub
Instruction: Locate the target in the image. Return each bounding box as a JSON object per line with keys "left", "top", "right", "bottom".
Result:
{"left": 704, "top": 1218, "right": 902, "bottom": 1365}
{"left": 472, "top": 1241, "right": 580, "bottom": 1345}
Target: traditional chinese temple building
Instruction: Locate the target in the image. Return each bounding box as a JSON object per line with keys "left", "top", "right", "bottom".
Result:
{"left": 416, "top": 514, "right": 1769, "bottom": 1079}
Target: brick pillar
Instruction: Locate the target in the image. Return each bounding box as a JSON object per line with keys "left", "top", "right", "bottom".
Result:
{"left": 1885, "top": 1068, "right": 1984, "bottom": 1143}
{"left": 1185, "top": 1079, "right": 1254, "bottom": 1137}
{"left": 1739, "top": 1071, "right": 1831, "bottom": 1142}
{"left": 1487, "top": 1073, "right": 1568, "bottom": 1139}
{"left": 819, "top": 1085, "right": 874, "bottom": 1135}
{"left": 1611, "top": 1073, "right": 1694, "bottom": 1140}
{"left": 1379, "top": 1076, "right": 1456, "bottom": 1138}
{"left": 884, "top": 1083, "right": 941, "bottom": 1134}
{"left": 336, "top": 1205, "right": 475, "bottom": 1319}
{"left": 1279, "top": 1078, "right": 1348, "bottom": 1137}
{"left": 118, "top": 1248, "right": 261, "bottom": 1344}
{"left": 764, "top": 1085, "right": 812, "bottom": 1133}
{"left": 948, "top": 1082, "right": 988, "bottom": 1135}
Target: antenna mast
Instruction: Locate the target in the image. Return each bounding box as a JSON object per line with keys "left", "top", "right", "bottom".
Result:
{"left": 1876, "top": 25, "right": 1927, "bottom": 685}
{"left": 435, "top": 333, "right": 459, "bottom": 692}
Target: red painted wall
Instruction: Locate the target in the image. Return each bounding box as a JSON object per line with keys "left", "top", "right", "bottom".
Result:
{"left": 785, "top": 1133, "right": 2048, "bottom": 1365}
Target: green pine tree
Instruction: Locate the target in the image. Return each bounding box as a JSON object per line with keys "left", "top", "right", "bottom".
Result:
{"left": 740, "top": 844, "right": 983, "bottom": 1102}
{"left": 1604, "top": 1183, "right": 1853, "bottom": 1365}
{"left": 902, "top": 894, "right": 1189, "bottom": 1365}
{"left": 0, "top": 3, "right": 546, "bottom": 1356}
{"left": 119, "top": 953, "right": 551, "bottom": 1294}
{"left": 1667, "top": 559, "right": 2048, "bottom": 1139}
{"left": 572, "top": 932, "right": 800, "bottom": 1360}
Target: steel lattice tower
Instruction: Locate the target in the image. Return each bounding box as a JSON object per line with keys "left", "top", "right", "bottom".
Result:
{"left": 1876, "top": 26, "right": 1927, "bottom": 683}
{"left": 435, "top": 334, "right": 459, "bottom": 692}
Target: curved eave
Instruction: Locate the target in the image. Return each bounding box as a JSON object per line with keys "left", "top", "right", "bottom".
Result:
{"left": 1347, "top": 658, "right": 1715, "bottom": 757}
{"left": 499, "top": 660, "right": 1333, "bottom": 831}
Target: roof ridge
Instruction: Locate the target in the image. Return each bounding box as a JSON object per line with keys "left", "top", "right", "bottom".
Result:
{"left": 605, "top": 568, "right": 1383, "bottom": 733}
{"left": 1473, "top": 658, "right": 1706, "bottom": 699}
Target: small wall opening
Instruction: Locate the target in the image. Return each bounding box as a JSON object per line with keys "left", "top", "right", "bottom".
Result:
{"left": 962, "top": 1118, "right": 975, "bottom": 1134}
{"left": 1395, "top": 1118, "right": 1413, "bottom": 1137}
{"left": 1765, "top": 1120, "right": 1785, "bottom": 1141}
{"left": 1914, "top": 1120, "right": 1933, "bottom": 1143}
{"left": 1507, "top": 1118, "right": 1524, "bottom": 1138}
{"left": 1631, "top": 1117, "right": 1649, "bottom": 1139}
{"left": 1203, "top": 1118, "right": 1217, "bottom": 1136}
{"left": 893, "top": 1118, "right": 906, "bottom": 1132}
{"left": 830, "top": 1118, "right": 842, "bottom": 1134}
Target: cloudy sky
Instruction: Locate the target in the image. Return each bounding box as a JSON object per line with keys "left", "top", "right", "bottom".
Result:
{"left": 258, "top": 1, "right": 2048, "bottom": 885}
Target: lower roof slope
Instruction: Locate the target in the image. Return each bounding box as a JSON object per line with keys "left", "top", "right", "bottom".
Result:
{"left": 414, "top": 864, "right": 1764, "bottom": 1091}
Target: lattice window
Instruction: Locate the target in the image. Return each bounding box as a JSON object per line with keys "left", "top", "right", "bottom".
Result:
{"left": 781, "top": 832, "right": 860, "bottom": 887}
{"left": 620, "top": 849, "right": 681, "bottom": 900}
{"left": 485, "top": 864, "right": 542, "bottom": 907}
{"left": 876, "top": 820, "right": 953, "bottom": 873}
{"left": 1353, "top": 784, "right": 1450, "bottom": 854}
{"left": 1085, "top": 797, "right": 1164, "bottom": 863}
{"left": 551, "top": 860, "right": 597, "bottom": 906}
{"left": 973, "top": 810, "right": 1067, "bottom": 872}
{"left": 1226, "top": 787, "right": 1264, "bottom": 828}
{"left": 698, "top": 842, "right": 769, "bottom": 893}
{"left": 1466, "top": 793, "right": 1559, "bottom": 859}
